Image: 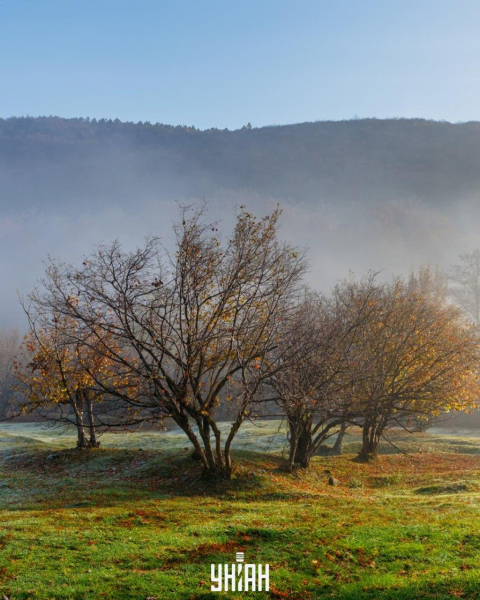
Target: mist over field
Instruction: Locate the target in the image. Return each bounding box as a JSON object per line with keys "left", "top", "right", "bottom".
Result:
{"left": 2, "top": 115, "right": 480, "bottom": 325}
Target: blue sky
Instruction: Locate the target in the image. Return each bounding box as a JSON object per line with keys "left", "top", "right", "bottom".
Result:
{"left": 1, "top": 0, "right": 480, "bottom": 129}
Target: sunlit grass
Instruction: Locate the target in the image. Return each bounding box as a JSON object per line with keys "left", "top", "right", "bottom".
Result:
{"left": 2, "top": 422, "right": 480, "bottom": 598}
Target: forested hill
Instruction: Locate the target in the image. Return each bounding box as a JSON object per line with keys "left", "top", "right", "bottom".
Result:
{"left": 3, "top": 116, "right": 480, "bottom": 213}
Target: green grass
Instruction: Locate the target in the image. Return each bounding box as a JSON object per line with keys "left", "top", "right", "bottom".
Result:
{"left": 2, "top": 422, "right": 480, "bottom": 598}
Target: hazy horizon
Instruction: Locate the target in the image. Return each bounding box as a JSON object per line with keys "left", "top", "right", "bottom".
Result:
{"left": 2, "top": 116, "right": 480, "bottom": 327}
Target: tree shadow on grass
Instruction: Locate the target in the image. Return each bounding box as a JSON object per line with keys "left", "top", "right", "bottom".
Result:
{"left": 0, "top": 446, "right": 302, "bottom": 511}
{"left": 414, "top": 482, "right": 469, "bottom": 495}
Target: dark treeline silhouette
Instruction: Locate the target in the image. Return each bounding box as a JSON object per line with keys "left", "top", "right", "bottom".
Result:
{"left": 4, "top": 116, "right": 480, "bottom": 214}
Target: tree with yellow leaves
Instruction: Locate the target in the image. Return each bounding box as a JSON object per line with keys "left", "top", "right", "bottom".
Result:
{"left": 350, "top": 276, "right": 480, "bottom": 461}
{"left": 16, "top": 312, "right": 128, "bottom": 448}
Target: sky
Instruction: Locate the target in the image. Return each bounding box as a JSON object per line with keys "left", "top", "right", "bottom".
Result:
{"left": 1, "top": 0, "right": 480, "bottom": 129}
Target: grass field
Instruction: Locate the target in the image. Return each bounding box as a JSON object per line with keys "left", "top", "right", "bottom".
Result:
{"left": 2, "top": 422, "right": 480, "bottom": 599}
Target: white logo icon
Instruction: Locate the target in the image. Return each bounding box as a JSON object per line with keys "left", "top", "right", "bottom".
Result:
{"left": 210, "top": 553, "right": 270, "bottom": 592}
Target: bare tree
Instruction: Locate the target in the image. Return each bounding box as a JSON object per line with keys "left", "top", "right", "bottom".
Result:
{"left": 270, "top": 276, "right": 380, "bottom": 471}
{"left": 28, "top": 205, "right": 306, "bottom": 478}
{"left": 449, "top": 249, "right": 480, "bottom": 324}
{"left": 408, "top": 264, "right": 448, "bottom": 304}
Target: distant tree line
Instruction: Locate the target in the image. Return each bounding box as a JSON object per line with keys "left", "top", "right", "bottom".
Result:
{"left": 5, "top": 116, "right": 480, "bottom": 215}
{"left": 5, "top": 206, "right": 480, "bottom": 479}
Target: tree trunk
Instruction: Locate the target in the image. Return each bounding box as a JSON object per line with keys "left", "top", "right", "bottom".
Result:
{"left": 73, "top": 390, "right": 88, "bottom": 449}
{"left": 287, "top": 425, "right": 299, "bottom": 472}
{"left": 330, "top": 422, "right": 347, "bottom": 456}
{"left": 174, "top": 408, "right": 244, "bottom": 480}
{"left": 174, "top": 413, "right": 230, "bottom": 479}
{"left": 294, "top": 419, "right": 313, "bottom": 467}
{"left": 224, "top": 411, "right": 245, "bottom": 480}
{"left": 357, "top": 419, "right": 382, "bottom": 462}
{"left": 287, "top": 415, "right": 313, "bottom": 470}
{"left": 198, "top": 417, "right": 224, "bottom": 478}
{"left": 176, "top": 415, "right": 209, "bottom": 472}
{"left": 76, "top": 418, "right": 88, "bottom": 448}
{"left": 85, "top": 393, "right": 100, "bottom": 448}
